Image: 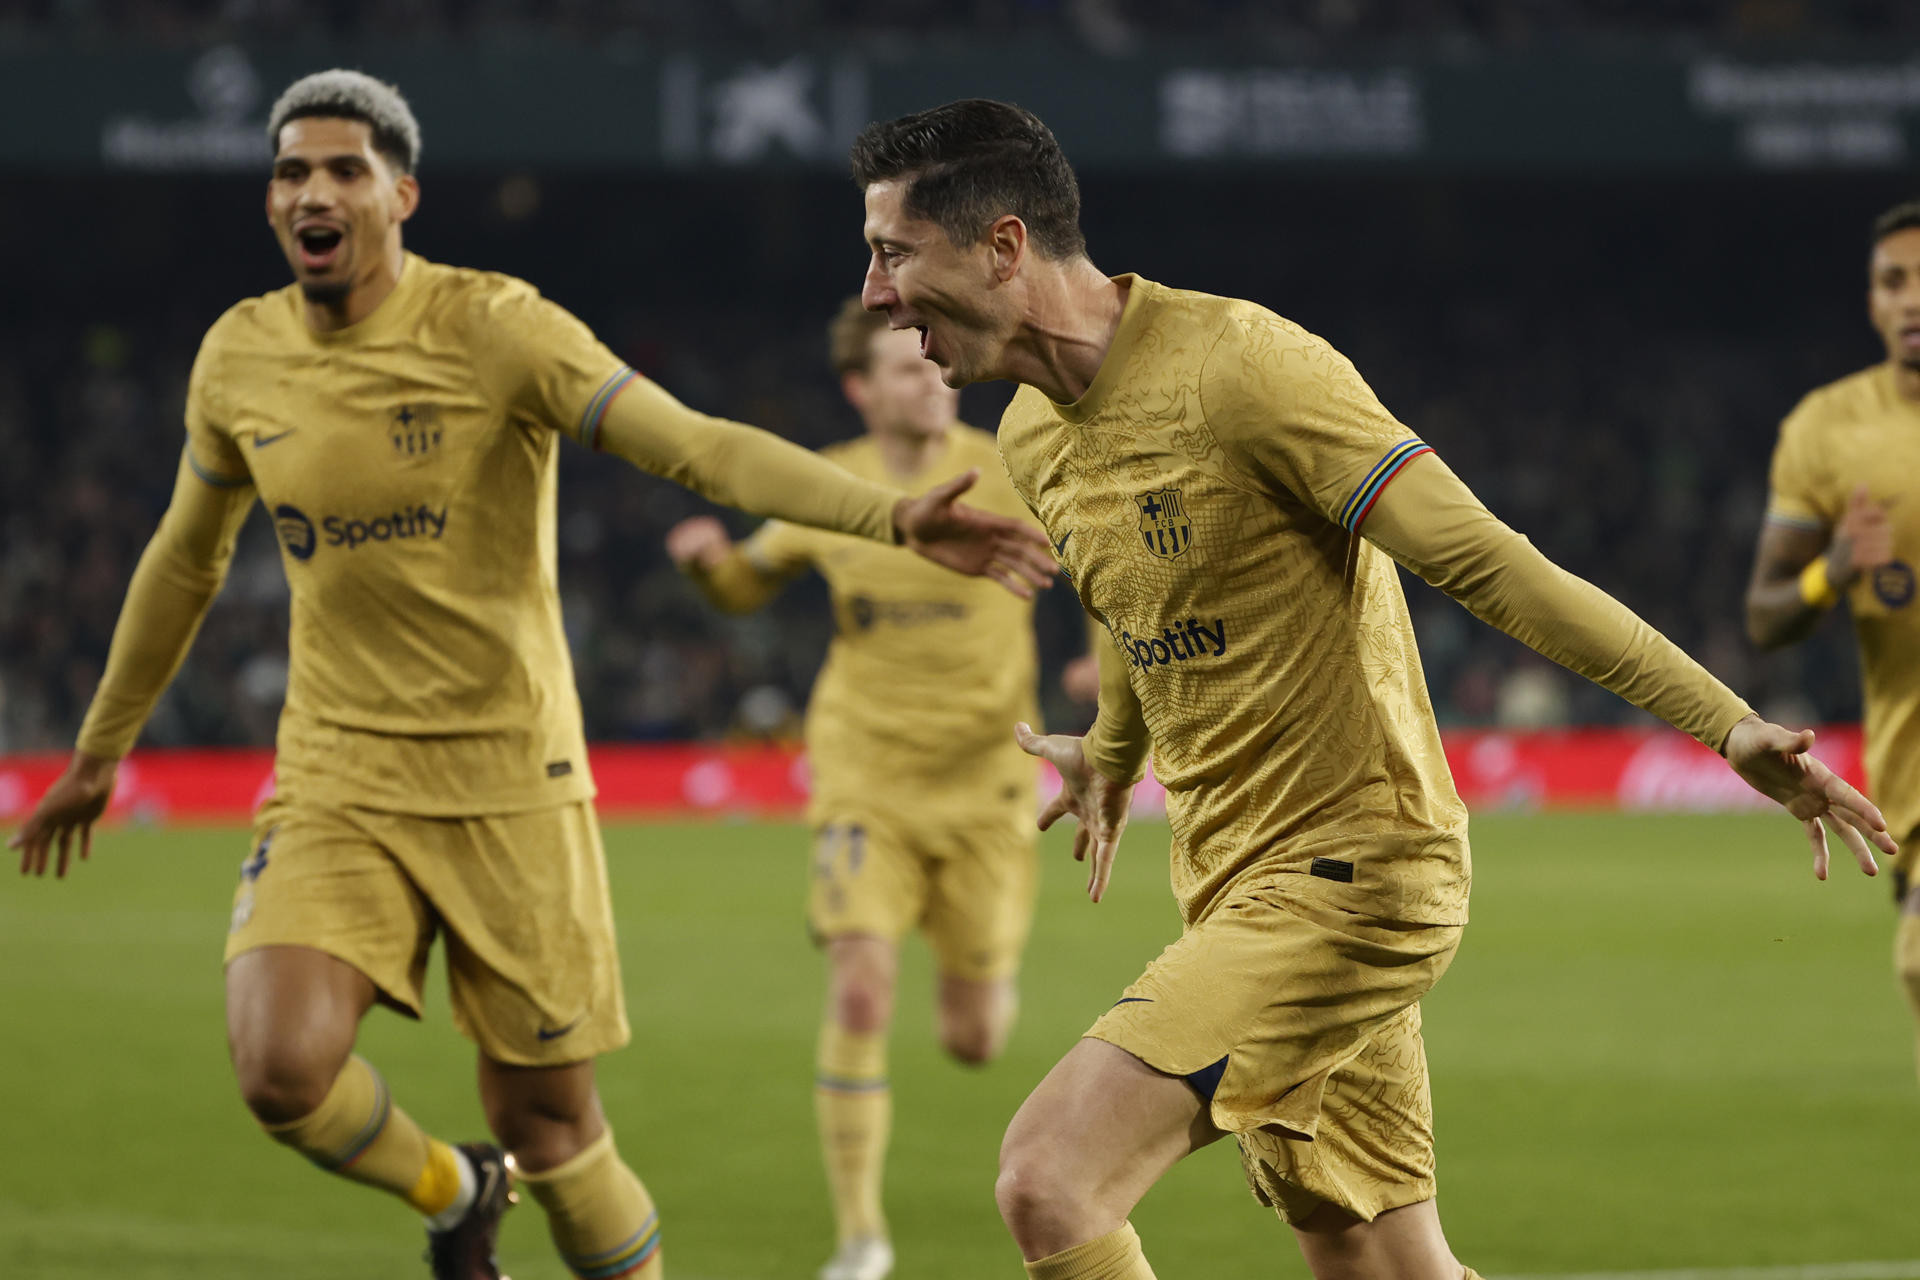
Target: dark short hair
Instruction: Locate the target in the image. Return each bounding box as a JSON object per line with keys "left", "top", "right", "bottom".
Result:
{"left": 268, "top": 70, "right": 421, "bottom": 174}
{"left": 850, "top": 99, "right": 1086, "bottom": 261}
{"left": 1872, "top": 199, "right": 1920, "bottom": 248}
{"left": 828, "top": 296, "right": 891, "bottom": 375}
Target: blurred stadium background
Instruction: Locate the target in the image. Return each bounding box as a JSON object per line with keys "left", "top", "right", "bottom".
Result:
{"left": 3, "top": 3, "right": 1918, "bottom": 1278}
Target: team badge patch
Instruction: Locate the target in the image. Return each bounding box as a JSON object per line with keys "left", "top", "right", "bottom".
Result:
{"left": 1874, "top": 561, "right": 1916, "bottom": 609}
{"left": 1135, "top": 488, "right": 1193, "bottom": 560}
{"left": 390, "top": 403, "right": 444, "bottom": 461}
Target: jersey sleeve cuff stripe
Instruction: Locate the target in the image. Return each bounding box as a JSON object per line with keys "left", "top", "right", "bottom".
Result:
{"left": 1764, "top": 510, "right": 1826, "bottom": 532}
{"left": 578, "top": 366, "right": 640, "bottom": 451}
{"left": 184, "top": 447, "right": 250, "bottom": 489}
{"left": 1339, "top": 440, "right": 1432, "bottom": 530}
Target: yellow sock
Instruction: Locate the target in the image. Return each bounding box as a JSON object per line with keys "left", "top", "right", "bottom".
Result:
{"left": 1027, "top": 1222, "right": 1156, "bottom": 1280}
{"left": 1895, "top": 913, "right": 1920, "bottom": 1084}
{"left": 261, "top": 1055, "right": 465, "bottom": 1216}
{"left": 517, "top": 1130, "right": 661, "bottom": 1279}
{"left": 816, "top": 1021, "right": 890, "bottom": 1244}
{"left": 1464, "top": 1270, "right": 1485, "bottom": 1280}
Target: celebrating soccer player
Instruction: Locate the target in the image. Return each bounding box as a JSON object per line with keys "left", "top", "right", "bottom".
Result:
{"left": 666, "top": 297, "right": 1047, "bottom": 1280}
{"left": 850, "top": 99, "right": 1897, "bottom": 1280}
{"left": 1746, "top": 200, "right": 1920, "bottom": 1079}
{"left": 7, "top": 71, "right": 1051, "bottom": 1280}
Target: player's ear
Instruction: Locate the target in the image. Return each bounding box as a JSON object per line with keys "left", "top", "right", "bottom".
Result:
{"left": 987, "top": 214, "right": 1027, "bottom": 283}
{"left": 393, "top": 173, "right": 421, "bottom": 224}
{"left": 841, "top": 371, "right": 870, "bottom": 414}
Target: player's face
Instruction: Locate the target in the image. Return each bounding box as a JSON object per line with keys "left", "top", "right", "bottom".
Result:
{"left": 848, "top": 326, "right": 959, "bottom": 439}
{"left": 861, "top": 179, "right": 1011, "bottom": 388}
{"left": 1868, "top": 226, "right": 1920, "bottom": 370}
{"left": 266, "top": 117, "right": 418, "bottom": 307}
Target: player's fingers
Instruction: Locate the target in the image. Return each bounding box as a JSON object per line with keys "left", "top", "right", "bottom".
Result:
{"left": 1073, "top": 824, "right": 1090, "bottom": 865}
{"left": 1827, "top": 806, "right": 1888, "bottom": 869}
{"left": 984, "top": 562, "right": 1036, "bottom": 600}
{"left": 1089, "top": 838, "right": 1116, "bottom": 903}
{"left": 1817, "top": 772, "right": 1889, "bottom": 833}
{"left": 1036, "top": 788, "right": 1071, "bottom": 833}
{"left": 80, "top": 823, "right": 93, "bottom": 863}
{"left": 55, "top": 825, "right": 73, "bottom": 880}
{"left": 1805, "top": 818, "right": 1829, "bottom": 882}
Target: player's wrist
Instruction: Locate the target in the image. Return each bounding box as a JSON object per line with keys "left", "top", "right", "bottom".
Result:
{"left": 1798, "top": 556, "right": 1842, "bottom": 609}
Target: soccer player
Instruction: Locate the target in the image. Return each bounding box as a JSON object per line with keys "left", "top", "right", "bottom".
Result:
{"left": 849, "top": 99, "right": 1897, "bottom": 1280}
{"left": 664, "top": 297, "right": 1042, "bottom": 1280}
{"left": 6, "top": 72, "right": 1050, "bottom": 1280}
{"left": 1746, "top": 200, "right": 1920, "bottom": 1077}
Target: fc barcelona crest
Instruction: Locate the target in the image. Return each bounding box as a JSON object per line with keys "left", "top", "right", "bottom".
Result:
{"left": 1136, "top": 487, "right": 1193, "bottom": 560}
{"left": 390, "top": 403, "right": 444, "bottom": 460}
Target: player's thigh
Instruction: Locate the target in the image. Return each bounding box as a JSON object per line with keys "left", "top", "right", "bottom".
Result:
{"left": 1239, "top": 1002, "right": 1442, "bottom": 1228}
{"left": 921, "top": 814, "right": 1039, "bottom": 983}
{"left": 808, "top": 810, "right": 928, "bottom": 949}
{"left": 1000, "top": 1037, "right": 1223, "bottom": 1207}
{"left": 1086, "top": 878, "right": 1457, "bottom": 1221}
{"left": 224, "top": 798, "right": 437, "bottom": 1022}
{"left": 366, "top": 802, "right": 629, "bottom": 1067}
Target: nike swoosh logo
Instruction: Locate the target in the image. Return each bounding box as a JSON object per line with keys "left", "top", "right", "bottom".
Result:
{"left": 536, "top": 1017, "right": 584, "bottom": 1042}
{"left": 1052, "top": 530, "right": 1073, "bottom": 556}
{"left": 253, "top": 429, "right": 297, "bottom": 448}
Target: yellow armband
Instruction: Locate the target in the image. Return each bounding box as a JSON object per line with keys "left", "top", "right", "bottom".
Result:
{"left": 1798, "top": 557, "right": 1841, "bottom": 610}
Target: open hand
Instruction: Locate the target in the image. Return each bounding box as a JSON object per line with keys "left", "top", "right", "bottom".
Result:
{"left": 893, "top": 470, "right": 1054, "bottom": 598}
{"left": 1722, "top": 714, "right": 1894, "bottom": 880}
{"left": 1015, "top": 722, "right": 1133, "bottom": 902}
{"left": 10, "top": 752, "right": 118, "bottom": 878}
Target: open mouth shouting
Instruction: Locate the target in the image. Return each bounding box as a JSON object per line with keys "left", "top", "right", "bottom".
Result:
{"left": 295, "top": 222, "right": 346, "bottom": 272}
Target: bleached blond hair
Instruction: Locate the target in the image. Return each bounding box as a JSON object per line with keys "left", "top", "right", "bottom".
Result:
{"left": 267, "top": 69, "right": 420, "bottom": 173}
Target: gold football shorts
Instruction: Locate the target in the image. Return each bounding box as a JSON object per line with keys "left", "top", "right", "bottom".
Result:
{"left": 225, "top": 795, "right": 628, "bottom": 1066}
{"left": 807, "top": 804, "right": 1038, "bottom": 982}
{"left": 1086, "top": 871, "right": 1460, "bottom": 1225}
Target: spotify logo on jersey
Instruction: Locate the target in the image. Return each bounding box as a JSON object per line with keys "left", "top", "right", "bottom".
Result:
{"left": 273, "top": 505, "right": 316, "bottom": 561}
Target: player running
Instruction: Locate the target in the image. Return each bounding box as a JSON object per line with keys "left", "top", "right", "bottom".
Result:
{"left": 1746, "top": 199, "right": 1920, "bottom": 1079}
{"left": 8, "top": 72, "right": 1050, "bottom": 1280}
{"left": 665, "top": 298, "right": 1043, "bottom": 1280}
{"left": 851, "top": 98, "right": 1895, "bottom": 1280}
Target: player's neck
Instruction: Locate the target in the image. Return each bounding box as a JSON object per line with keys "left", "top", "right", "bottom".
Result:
{"left": 302, "top": 241, "right": 408, "bottom": 333}
{"left": 1001, "top": 261, "right": 1128, "bottom": 406}
{"left": 1893, "top": 360, "right": 1920, "bottom": 404}
{"left": 870, "top": 424, "right": 949, "bottom": 481}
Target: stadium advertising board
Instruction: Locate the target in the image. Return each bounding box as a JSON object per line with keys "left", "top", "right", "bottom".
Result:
{"left": 4, "top": 44, "right": 1920, "bottom": 173}
{"left": 0, "top": 726, "right": 1866, "bottom": 825}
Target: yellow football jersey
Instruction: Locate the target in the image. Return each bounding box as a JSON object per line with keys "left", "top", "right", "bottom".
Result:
{"left": 169, "top": 254, "right": 635, "bottom": 815}
{"left": 1767, "top": 363, "right": 1920, "bottom": 842}
{"left": 729, "top": 427, "right": 1040, "bottom": 822}
{"left": 999, "top": 276, "right": 1468, "bottom": 926}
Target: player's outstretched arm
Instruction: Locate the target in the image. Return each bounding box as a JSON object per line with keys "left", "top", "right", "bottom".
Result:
{"left": 593, "top": 379, "right": 1053, "bottom": 596}
{"left": 9, "top": 452, "right": 254, "bottom": 878}
{"left": 1361, "top": 453, "right": 1894, "bottom": 876}
{"left": 665, "top": 516, "right": 792, "bottom": 614}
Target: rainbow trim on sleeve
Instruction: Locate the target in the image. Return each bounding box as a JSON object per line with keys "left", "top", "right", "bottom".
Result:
{"left": 1763, "top": 509, "right": 1827, "bottom": 533}
{"left": 1338, "top": 439, "right": 1433, "bottom": 531}
{"left": 563, "top": 1211, "right": 661, "bottom": 1279}
{"left": 184, "top": 446, "right": 251, "bottom": 489}
{"left": 577, "top": 366, "right": 640, "bottom": 451}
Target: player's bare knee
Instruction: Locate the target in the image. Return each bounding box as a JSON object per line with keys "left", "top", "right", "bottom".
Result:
{"left": 831, "top": 974, "right": 895, "bottom": 1033}
{"left": 994, "top": 1130, "right": 1094, "bottom": 1243}
{"left": 233, "top": 1043, "right": 339, "bottom": 1124}
{"left": 938, "top": 1010, "right": 1004, "bottom": 1065}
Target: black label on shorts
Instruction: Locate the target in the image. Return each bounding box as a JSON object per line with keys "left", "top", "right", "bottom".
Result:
{"left": 1309, "top": 857, "right": 1354, "bottom": 883}
{"left": 545, "top": 760, "right": 574, "bottom": 778}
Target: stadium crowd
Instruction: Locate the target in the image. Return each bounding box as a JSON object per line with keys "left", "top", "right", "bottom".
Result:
{"left": 0, "top": 171, "right": 1875, "bottom": 754}
{"left": 2, "top": 0, "right": 1915, "bottom": 47}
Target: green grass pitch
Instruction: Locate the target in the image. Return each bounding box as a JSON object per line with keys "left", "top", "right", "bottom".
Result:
{"left": 0, "top": 812, "right": 1912, "bottom": 1278}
